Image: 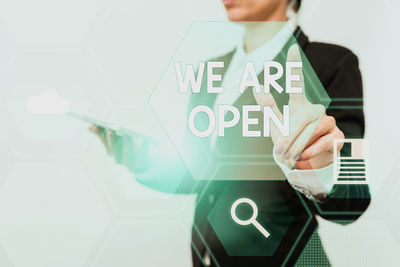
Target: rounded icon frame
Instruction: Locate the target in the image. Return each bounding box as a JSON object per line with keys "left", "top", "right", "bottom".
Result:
{"left": 190, "top": 181, "right": 317, "bottom": 266}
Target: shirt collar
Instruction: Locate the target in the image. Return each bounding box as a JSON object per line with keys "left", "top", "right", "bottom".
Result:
{"left": 233, "top": 17, "right": 298, "bottom": 71}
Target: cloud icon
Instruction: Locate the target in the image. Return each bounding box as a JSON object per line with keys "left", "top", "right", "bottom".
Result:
{"left": 26, "top": 90, "right": 71, "bottom": 114}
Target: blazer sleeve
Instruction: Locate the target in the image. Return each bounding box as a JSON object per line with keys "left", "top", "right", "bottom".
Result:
{"left": 135, "top": 168, "right": 202, "bottom": 195}
{"left": 312, "top": 51, "right": 371, "bottom": 221}
{"left": 133, "top": 142, "right": 206, "bottom": 195}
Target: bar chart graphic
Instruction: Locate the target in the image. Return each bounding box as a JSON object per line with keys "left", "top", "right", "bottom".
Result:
{"left": 333, "top": 139, "right": 369, "bottom": 184}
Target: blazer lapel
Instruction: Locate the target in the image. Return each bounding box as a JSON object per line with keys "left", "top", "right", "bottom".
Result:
{"left": 231, "top": 26, "right": 309, "bottom": 111}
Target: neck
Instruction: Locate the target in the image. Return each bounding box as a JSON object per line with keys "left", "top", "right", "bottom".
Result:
{"left": 243, "top": 13, "right": 288, "bottom": 53}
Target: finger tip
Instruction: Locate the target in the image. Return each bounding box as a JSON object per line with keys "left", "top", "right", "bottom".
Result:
{"left": 287, "top": 43, "right": 301, "bottom": 61}
{"left": 288, "top": 43, "right": 299, "bottom": 53}
{"left": 294, "top": 161, "right": 300, "bottom": 169}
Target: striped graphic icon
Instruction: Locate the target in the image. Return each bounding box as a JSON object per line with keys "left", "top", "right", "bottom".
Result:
{"left": 333, "top": 139, "right": 369, "bottom": 184}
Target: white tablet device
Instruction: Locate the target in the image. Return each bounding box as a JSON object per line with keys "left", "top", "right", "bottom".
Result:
{"left": 67, "top": 112, "right": 159, "bottom": 144}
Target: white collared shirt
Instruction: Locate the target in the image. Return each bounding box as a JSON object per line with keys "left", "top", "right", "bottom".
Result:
{"left": 211, "top": 19, "right": 334, "bottom": 200}
{"left": 211, "top": 20, "right": 296, "bottom": 147}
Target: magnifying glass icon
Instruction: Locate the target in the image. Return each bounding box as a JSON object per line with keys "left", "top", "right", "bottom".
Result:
{"left": 230, "top": 198, "right": 270, "bottom": 238}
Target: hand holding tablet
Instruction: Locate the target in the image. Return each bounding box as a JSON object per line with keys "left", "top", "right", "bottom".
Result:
{"left": 68, "top": 112, "right": 159, "bottom": 171}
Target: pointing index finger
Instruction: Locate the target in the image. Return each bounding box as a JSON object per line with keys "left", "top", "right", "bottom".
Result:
{"left": 286, "top": 44, "right": 307, "bottom": 104}
{"left": 252, "top": 86, "right": 284, "bottom": 144}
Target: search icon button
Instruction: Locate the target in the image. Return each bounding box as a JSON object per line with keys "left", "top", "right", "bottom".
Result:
{"left": 230, "top": 198, "right": 270, "bottom": 239}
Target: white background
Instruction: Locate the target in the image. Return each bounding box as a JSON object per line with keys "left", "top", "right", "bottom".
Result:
{"left": 0, "top": 0, "right": 399, "bottom": 266}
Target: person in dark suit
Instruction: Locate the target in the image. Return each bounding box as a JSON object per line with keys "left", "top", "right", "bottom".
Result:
{"left": 91, "top": 0, "right": 370, "bottom": 266}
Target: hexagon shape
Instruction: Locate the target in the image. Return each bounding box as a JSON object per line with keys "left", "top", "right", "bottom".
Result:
{"left": 149, "top": 21, "right": 331, "bottom": 182}
{"left": 84, "top": 140, "right": 194, "bottom": 215}
{"left": 85, "top": 2, "right": 192, "bottom": 104}
{"left": 0, "top": 162, "right": 111, "bottom": 267}
{"left": 207, "top": 182, "right": 293, "bottom": 256}
{"left": 89, "top": 220, "right": 192, "bottom": 267}
{"left": 0, "top": 0, "right": 104, "bottom": 46}
{"left": 192, "top": 181, "right": 314, "bottom": 265}
{"left": 1, "top": 47, "right": 108, "bottom": 159}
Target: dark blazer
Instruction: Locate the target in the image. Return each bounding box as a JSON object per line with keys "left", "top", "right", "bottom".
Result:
{"left": 138, "top": 27, "right": 371, "bottom": 267}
